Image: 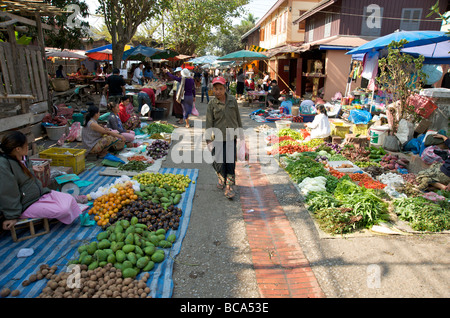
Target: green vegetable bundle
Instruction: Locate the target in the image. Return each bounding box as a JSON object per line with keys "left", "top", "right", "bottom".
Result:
{"left": 285, "top": 156, "right": 329, "bottom": 183}
{"left": 142, "top": 123, "right": 174, "bottom": 136}
{"left": 118, "top": 161, "right": 152, "bottom": 172}
{"left": 393, "top": 197, "right": 450, "bottom": 232}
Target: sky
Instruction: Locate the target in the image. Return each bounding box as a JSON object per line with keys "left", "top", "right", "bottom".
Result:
{"left": 83, "top": 0, "right": 279, "bottom": 29}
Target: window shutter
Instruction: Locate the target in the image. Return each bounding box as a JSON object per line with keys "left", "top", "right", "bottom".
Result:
{"left": 400, "top": 8, "right": 422, "bottom": 31}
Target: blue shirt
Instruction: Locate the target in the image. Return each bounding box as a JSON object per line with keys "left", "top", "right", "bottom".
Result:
{"left": 144, "top": 70, "right": 154, "bottom": 79}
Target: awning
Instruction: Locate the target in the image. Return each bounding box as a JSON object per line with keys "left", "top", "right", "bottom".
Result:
{"left": 263, "top": 44, "right": 310, "bottom": 58}
{"left": 293, "top": 0, "right": 338, "bottom": 24}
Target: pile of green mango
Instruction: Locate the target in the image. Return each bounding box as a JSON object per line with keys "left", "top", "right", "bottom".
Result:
{"left": 135, "top": 183, "right": 183, "bottom": 209}
{"left": 69, "top": 217, "right": 176, "bottom": 279}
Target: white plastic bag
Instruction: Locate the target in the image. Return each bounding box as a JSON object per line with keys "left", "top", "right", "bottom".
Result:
{"left": 99, "top": 95, "right": 107, "bottom": 108}
{"left": 395, "top": 119, "right": 414, "bottom": 145}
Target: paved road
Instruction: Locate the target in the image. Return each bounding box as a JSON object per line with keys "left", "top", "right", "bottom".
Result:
{"left": 160, "top": 96, "right": 449, "bottom": 299}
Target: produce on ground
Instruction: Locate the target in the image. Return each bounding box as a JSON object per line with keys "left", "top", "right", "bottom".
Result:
{"left": 302, "top": 138, "right": 325, "bottom": 149}
{"left": 368, "top": 145, "right": 387, "bottom": 161}
{"left": 147, "top": 140, "right": 170, "bottom": 160}
{"left": 118, "top": 161, "right": 153, "bottom": 172}
{"left": 127, "top": 155, "right": 154, "bottom": 163}
{"left": 35, "top": 263, "right": 152, "bottom": 298}
{"left": 110, "top": 199, "right": 182, "bottom": 231}
{"left": 341, "top": 145, "right": 371, "bottom": 162}
{"left": 276, "top": 128, "right": 304, "bottom": 140}
{"left": 265, "top": 135, "right": 294, "bottom": 145}
{"left": 141, "top": 122, "right": 174, "bottom": 136}
{"left": 135, "top": 183, "right": 184, "bottom": 210}
{"left": 69, "top": 218, "right": 177, "bottom": 278}
{"left": 133, "top": 172, "right": 192, "bottom": 192}
{"left": 269, "top": 143, "right": 312, "bottom": 155}
{"left": 354, "top": 161, "right": 382, "bottom": 168}
{"left": 393, "top": 197, "right": 450, "bottom": 232}
{"left": 88, "top": 183, "right": 137, "bottom": 227}
{"left": 285, "top": 156, "right": 329, "bottom": 183}
{"left": 380, "top": 154, "right": 409, "bottom": 171}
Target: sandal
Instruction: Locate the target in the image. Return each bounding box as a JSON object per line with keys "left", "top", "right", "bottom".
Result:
{"left": 224, "top": 187, "right": 235, "bottom": 199}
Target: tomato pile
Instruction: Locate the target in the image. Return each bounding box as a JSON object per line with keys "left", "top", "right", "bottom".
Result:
{"left": 269, "top": 144, "right": 312, "bottom": 155}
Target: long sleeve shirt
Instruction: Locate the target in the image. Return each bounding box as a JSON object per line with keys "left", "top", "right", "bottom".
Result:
{"left": 107, "top": 113, "right": 126, "bottom": 133}
{"left": 166, "top": 72, "right": 195, "bottom": 97}
{"left": 306, "top": 113, "right": 331, "bottom": 139}
{"left": 118, "top": 103, "right": 130, "bottom": 123}
{"left": 205, "top": 93, "right": 243, "bottom": 142}
{"left": 0, "top": 155, "right": 50, "bottom": 219}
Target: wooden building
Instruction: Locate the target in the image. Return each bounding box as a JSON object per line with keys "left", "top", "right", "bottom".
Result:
{"left": 0, "top": 0, "right": 64, "bottom": 154}
{"left": 293, "top": 0, "right": 448, "bottom": 100}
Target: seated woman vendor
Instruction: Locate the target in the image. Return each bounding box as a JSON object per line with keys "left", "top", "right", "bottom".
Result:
{"left": 0, "top": 131, "right": 82, "bottom": 230}
{"left": 416, "top": 133, "right": 450, "bottom": 191}
{"left": 82, "top": 105, "right": 126, "bottom": 159}
{"left": 118, "top": 96, "right": 141, "bottom": 131}
{"left": 107, "top": 102, "right": 135, "bottom": 143}
{"left": 305, "top": 104, "right": 331, "bottom": 139}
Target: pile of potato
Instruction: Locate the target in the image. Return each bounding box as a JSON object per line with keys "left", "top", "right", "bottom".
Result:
{"left": 36, "top": 263, "right": 151, "bottom": 298}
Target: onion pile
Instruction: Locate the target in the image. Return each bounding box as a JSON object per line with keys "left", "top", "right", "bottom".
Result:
{"left": 147, "top": 140, "right": 170, "bottom": 160}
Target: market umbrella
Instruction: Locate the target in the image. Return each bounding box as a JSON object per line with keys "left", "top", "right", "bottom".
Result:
{"left": 86, "top": 44, "right": 132, "bottom": 54}
{"left": 150, "top": 49, "right": 179, "bottom": 60}
{"left": 188, "top": 55, "right": 218, "bottom": 65}
{"left": 46, "top": 49, "right": 87, "bottom": 59}
{"left": 122, "top": 44, "right": 162, "bottom": 61}
{"left": 86, "top": 49, "right": 113, "bottom": 61}
{"left": 401, "top": 40, "right": 450, "bottom": 64}
{"left": 217, "top": 49, "right": 269, "bottom": 62}
{"left": 346, "top": 30, "right": 449, "bottom": 55}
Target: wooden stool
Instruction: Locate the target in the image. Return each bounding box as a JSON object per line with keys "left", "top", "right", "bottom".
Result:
{"left": 10, "top": 218, "right": 50, "bottom": 242}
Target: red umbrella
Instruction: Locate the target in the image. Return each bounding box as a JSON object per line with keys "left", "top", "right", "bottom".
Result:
{"left": 86, "top": 49, "right": 113, "bottom": 61}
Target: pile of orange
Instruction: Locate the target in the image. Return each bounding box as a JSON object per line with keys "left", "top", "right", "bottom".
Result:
{"left": 88, "top": 183, "right": 138, "bottom": 226}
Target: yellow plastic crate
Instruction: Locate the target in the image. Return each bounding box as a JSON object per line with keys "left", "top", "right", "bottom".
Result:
{"left": 331, "top": 123, "right": 351, "bottom": 138}
{"left": 39, "top": 148, "right": 86, "bottom": 174}
{"left": 352, "top": 124, "right": 369, "bottom": 136}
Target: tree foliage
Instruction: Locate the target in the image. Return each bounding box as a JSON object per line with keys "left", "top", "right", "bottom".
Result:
{"left": 162, "top": 0, "right": 250, "bottom": 55}
{"left": 42, "top": 0, "right": 91, "bottom": 50}
{"left": 204, "top": 13, "right": 258, "bottom": 56}
{"left": 377, "top": 40, "right": 427, "bottom": 132}
{"left": 97, "top": 0, "right": 170, "bottom": 68}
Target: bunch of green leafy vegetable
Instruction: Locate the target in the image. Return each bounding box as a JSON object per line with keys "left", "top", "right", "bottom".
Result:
{"left": 340, "top": 190, "right": 390, "bottom": 228}
{"left": 393, "top": 197, "right": 450, "bottom": 232}
{"left": 305, "top": 191, "right": 341, "bottom": 212}
{"left": 313, "top": 207, "right": 360, "bottom": 235}
{"left": 142, "top": 123, "right": 174, "bottom": 135}
{"left": 284, "top": 156, "right": 329, "bottom": 183}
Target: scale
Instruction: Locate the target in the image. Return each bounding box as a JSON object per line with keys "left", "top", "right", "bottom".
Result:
{"left": 55, "top": 174, "right": 81, "bottom": 198}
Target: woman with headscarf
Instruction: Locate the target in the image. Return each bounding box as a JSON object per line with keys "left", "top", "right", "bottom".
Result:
{"left": 164, "top": 67, "right": 195, "bottom": 128}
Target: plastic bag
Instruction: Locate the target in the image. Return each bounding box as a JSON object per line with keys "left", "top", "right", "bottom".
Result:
{"left": 237, "top": 138, "right": 249, "bottom": 162}
{"left": 99, "top": 95, "right": 107, "bottom": 108}
{"left": 66, "top": 122, "right": 81, "bottom": 142}
{"left": 407, "top": 94, "right": 438, "bottom": 119}
{"left": 395, "top": 119, "right": 414, "bottom": 145}
{"left": 383, "top": 135, "right": 401, "bottom": 152}
{"left": 348, "top": 109, "right": 372, "bottom": 124}
{"left": 280, "top": 101, "right": 293, "bottom": 114}
{"left": 191, "top": 103, "right": 199, "bottom": 116}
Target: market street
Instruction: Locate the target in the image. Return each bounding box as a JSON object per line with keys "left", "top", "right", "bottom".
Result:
{"left": 166, "top": 98, "right": 450, "bottom": 298}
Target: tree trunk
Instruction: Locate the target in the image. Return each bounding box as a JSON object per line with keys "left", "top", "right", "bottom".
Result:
{"left": 112, "top": 42, "right": 125, "bottom": 69}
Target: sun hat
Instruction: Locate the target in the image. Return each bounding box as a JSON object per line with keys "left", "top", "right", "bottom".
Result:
{"left": 212, "top": 76, "right": 226, "bottom": 86}
{"left": 174, "top": 67, "right": 182, "bottom": 73}
{"left": 181, "top": 68, "right": 191, "bottom": 77}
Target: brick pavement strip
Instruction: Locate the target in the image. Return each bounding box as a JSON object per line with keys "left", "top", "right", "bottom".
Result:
{"left": 236, "top": 162, "right": 325, "bottom": 298}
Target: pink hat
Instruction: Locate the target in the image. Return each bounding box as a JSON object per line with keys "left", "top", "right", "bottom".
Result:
{"left": 212, "top": 76, "right": 226, "bottom": 86}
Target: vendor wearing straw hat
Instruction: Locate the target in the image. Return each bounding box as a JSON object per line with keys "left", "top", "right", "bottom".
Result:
{"left": 205, "top": 76, "right": 243, "bottom": 199}
{"left": 164, "top": 67, "right": 195, "bottom": 128}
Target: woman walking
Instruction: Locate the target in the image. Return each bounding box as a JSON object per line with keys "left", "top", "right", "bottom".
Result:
{"left": 0, "top": 131, "right": 81, "bottom": 229}
{"left": 164, "top": 68, "right": 195, "bottom": 128}
{"left": 205, "top": 76, "right": 243, "bottom": 199}
{"left": 171, "top": 67, "right": 184, "bottom": 124}
{"left": 236, "top": 68, "right": 245, "bottom": 99}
